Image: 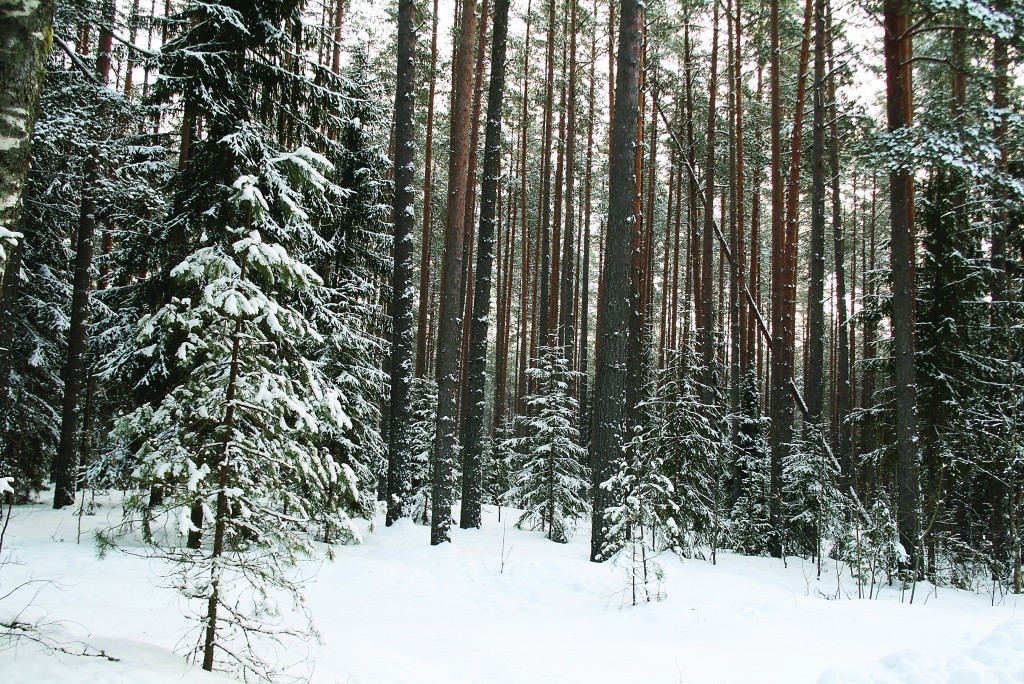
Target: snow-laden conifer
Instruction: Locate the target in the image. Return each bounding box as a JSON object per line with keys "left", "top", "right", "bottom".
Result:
{"left": 623, "top": 347, "right": 726, "bottom": 558}
{"left": 503, "top": 347, "right": 589, "bottom": 543}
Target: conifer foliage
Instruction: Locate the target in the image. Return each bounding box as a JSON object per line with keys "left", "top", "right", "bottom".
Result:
{"left": 504, "top": 347, "right": 589, "bottom": 543}
{"left": 92, "top": 1, "right": 387, "bottom": 678}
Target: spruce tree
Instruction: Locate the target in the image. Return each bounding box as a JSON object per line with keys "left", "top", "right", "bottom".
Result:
{"left": 504, "top": 347, "right": 589, "bottom": 543}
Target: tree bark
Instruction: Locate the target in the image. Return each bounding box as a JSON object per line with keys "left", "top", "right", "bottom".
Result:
{"left": 386, "top": 0, "right": 417, "bottom": 526}
{"left": 805, "top": 0, "right": 827, "bottom": 429}
{"left": 415, "top": 0, "right": 440, "bottom": 379}
{"left": 54, "top": 149, "right": 100, "bottom": 509}
{"left": 590, "top": 0, "right": 643, "bottom": 563}
{"left": 884, "top": 0, "right": 921, "bottom": 571}
{"left": 768, "top": 0, "right": 789, "bottom": 558}
{"left": 431, "top": 0, "right": 478, "bottom": 545}
{"left": 826, "top": 2, "right": 851, "bottom": 486}
{"left": 461, "top": 0, "right": 510, "bottom": 529}
{"left": 0, "top": 0, "right": 55, "bottom": 276}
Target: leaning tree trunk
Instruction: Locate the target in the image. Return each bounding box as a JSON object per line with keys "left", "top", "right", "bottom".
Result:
{"left": 460, "top": 0, "right": 510, "bottom": 530}
{"left": 0, "top": 0, "right": 55, "bottom": 274}
{"left": 590, "top": 0, "right": 643, "bottom": 563}
{"left": 385, "top": 0, "right": 417, "bottom": 526}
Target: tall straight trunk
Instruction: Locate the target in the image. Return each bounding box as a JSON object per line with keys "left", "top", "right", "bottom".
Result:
{"left": 660, "top": 151, "right": 674, "bottom": 369}
{"left": 331, "top": 0, "right": 345, "bottom": 74}
{"left": 671, "top": 152, "right": 683, "bottom": 352}
{"left": 644, "top": 70, "right": 659, "bottom": 357}
{"left": 626, "top": 27, "right": 646, "bottom": 419}
{"left": 827, "top": 2, "right": 851, "bottom": 485}
{"left": 700, "top": 0, "right": 720, "bottom": 398}
{"left": 859, "top": 176, "right": 879, "bottom": 476}
{"left": 751, "top": 65, "right": 764, "bottom": 391}
{"left": 591, "top": 0, "right": 643, "bottom": 563}
{"left": 431, "top": 0, "right": 478, "bottom": 545}
{"left": 558, "top": 1, "right": 579, "bottom": 361}
{"left": 768, "top": 0, "right": 789, "bottom": 558}
{"left": 537, "top": 0, "right": 557, "bottom": 348}
{"left": 123, "top": 0, "right": 142, "bottom": 98}
{"left": 461, "top": 0, "right": 510, "bottom": 529}
{"left": 578, "top": 7, "right": 597, "bottom": 439}
{"left": 734, "top": 0, "right": 748, "bottom": 377}
{"left": 458, "top": 0, "right": 491, "bottom": 438}
{"left": 0, "top": 0, "right": 56, "bottom": 276}
{"left": 96, "top": 0, "right": 116, "bottom": 85}
{"left": 415, "top": 0, "right": 440, "bottom": 378}
{"left": 884, "top": 0, "right": 920, "bottom": 570}
{"left": 989, "top": 3, "right": 1011, "bottom": 572}
{"left": 727, "top": 0, "right": 741, "bottom": 428}
{"left": 493, "top": 141, "right": 516, "bottom": 434}
{"left": 805, "top": 0, "right": 827, "bottom": 428}
{"left": 784, "top": 0, "right": 813, "bottom": 367}
{"left": 515, "top": 0, "right": 534, "bottom": 413}
{"left": 54, "top": 149, "right": 100, "bottom": 509}
{"left": 549, "top": 66, "right": 566, "bottom": 344}
{"left": 684, "top": 25, "right": 699, "bottom": 345}
{"left": 385, "top": 0, "right": 417, "bottom": 526}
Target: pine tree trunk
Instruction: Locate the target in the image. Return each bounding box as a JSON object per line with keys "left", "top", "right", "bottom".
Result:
{"left": 826, "top": 2, "right": 852, "bottom": 486}
{"left": 431, "top": 0, "right": 478, "bottom": 545}
{"left": 768, "top": 0, "right": 790, "bottom": 558}
{"left": 590, "top": 0, "right": 643, "bottom": 563}
{"left": 700, "top": 2, "right": 720, "bottom": 401}
{"left": 53, "top": 148, "right": 100, "bottom": 509}
{"left": 537, "top": 0, "right": 557, "bottom": 348}
{"left": 415, "top": 0, "right": 440, "bottom": 379}
{"left": 805, "top": 0, "right": 827, "bottom": 428}
{"left": 884, "top": 0, "right": 921, "bottom": 572}
{"left": 386, "top": 0, "right": 417, "bottom": 526}
{"left": 557, "top": 2, "right": 578, "bottom": 359}
{"left": 578, "top": 11, "right": 597, "bottom": 440}
{"left": 461, "top": 0, "right": 510, "bottom": 529}
{"left": 514, "top": 1, "right": 534, "bottom": 414}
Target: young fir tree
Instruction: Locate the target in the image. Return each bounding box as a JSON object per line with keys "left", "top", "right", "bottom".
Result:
{"left": 728, "top": 372, "right": 773, "bottom": 556}
{"left": 627, "top": 347, "right": 726, "bottom": 557}
{"left": 102, "top": 167, "right": 368, "bottom": 679}
{"left": 504, "top": 346, "right": 589, "bottom": 543}
{"left": 408, "top": 376, "right": 438, "bottom": 525}
{"left": 782, "top": 427, "right": 848, "bottom": 563}
{"left": 96, "top": 2, "right": 385, "bottom": 677}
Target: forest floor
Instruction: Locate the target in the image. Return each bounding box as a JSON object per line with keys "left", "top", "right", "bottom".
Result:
{"left": 2, "top": 495, "right": 1023, "bottom": 683}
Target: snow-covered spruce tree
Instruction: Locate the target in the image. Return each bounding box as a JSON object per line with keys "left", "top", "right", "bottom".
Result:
{"left": 849, "top": 496, "right": 903, "bottom": 597}
{"left": 504, "top": 347, "right": 589, "bottom": 543}
{"left": 782, "top": 425, "right": 849, "bottom": 564}
{"left": 407, "top": 377, "right": 438, "bottom": 525}
{"left": 728, "top": 372, "right": 774, "bottom": 556}
{"left": 623, "top": 346, "right": 726, "bottom": 558}
{"left": 94, "top": 2, "right": 385, "bottom": 678}
{"left": 101, "top": 168, "right": 366, "bottom": 680}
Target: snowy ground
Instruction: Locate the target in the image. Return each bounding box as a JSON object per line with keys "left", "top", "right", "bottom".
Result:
{"left": 2, "top": 497, "right": 1023, "bottom": 684}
